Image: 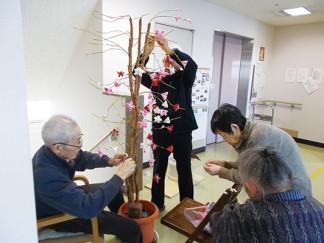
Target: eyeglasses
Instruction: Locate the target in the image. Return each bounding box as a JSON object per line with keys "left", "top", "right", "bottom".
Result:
{"left": 53, "top": 134, "right": 84, "bottom": 148}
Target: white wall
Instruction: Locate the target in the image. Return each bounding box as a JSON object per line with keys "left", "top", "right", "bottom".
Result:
{"left": 99, "top": 0, "right": 275, "bottom": 159}
{"left": 100, "top": 0, "right": 274, "bottom": 81}
{"left": 262, "top": 22, "right": 324, "bottom": 143}
{"left": 28, "top": 0, "right": 276, "bottom": 182}
{"left": 50, "top": 1, "right": 122, "bottom": 182}
{"left": 0, "top": 0, "right": 38, "bottom": 242}
{"left": 12, "top": 1, "right": 321, "bottom": 241}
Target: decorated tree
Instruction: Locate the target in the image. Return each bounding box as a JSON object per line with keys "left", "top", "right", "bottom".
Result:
{"left": 78, "top": 9, "right": 191, "bottom": 217}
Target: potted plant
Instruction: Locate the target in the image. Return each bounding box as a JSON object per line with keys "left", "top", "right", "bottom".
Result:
{"left": 79, "top": 9, "right": 192, "bottom": 243}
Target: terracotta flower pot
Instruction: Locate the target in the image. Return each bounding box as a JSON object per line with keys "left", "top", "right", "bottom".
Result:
{"left": 118, "top": 200, "right": 159, "bottom": 243}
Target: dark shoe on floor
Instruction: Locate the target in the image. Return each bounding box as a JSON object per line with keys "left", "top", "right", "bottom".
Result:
{"left": 159, "top": 205, "right": 166, "bottom": 213}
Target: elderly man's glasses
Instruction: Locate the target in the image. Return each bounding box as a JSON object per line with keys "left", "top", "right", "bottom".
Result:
{"left": 53, "top": 134, "right": 84, "bottom": 148}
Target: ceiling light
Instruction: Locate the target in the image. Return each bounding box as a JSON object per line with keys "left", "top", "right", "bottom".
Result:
{"left": 283, "top": 7, "right": 311, "bottom": 16}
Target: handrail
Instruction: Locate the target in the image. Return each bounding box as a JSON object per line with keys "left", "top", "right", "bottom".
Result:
{"left": 250, "top": 99, "right": 302, "bottom": 109}
{"left": 251, "top": 103, "right": 274, "bottom": 125}
{"left": 89, "top": 131, "right": 112, "bottom": 152}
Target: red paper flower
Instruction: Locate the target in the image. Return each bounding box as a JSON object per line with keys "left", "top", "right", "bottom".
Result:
{"left": 150, "top": 143, "right": 157, "bottom": 150}
{"left": 153, "top": 173, "right": 161, "bottom": 184}
{"left": 117, "top": 71, "right": 124, "bottom": 77}
{"left": 147, "top": 133, "right": 153, "bottom": 140}
{"left": 143, "top": 105, "right": 150, "bottom": 112}
{"left": 166, "top": 145, "right": 173, "bottom": 153}
{"left": 173, "top": 104, "right": 180, "bottom": 111}
{"left": 163, "top": 55, "right": 173, "bottom": 66}
{"left": 166, "top": 125, "right": 174, "bottom": 133}
{"left": 151, "top": 79, "right": 159, "bottom": 87}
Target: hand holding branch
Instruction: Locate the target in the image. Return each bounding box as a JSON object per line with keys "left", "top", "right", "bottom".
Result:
{"left": 116, "top": 157, "right": 136, "bottom": 181}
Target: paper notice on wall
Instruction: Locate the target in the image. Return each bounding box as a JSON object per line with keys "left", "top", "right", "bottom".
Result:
{"left": 296, "top": 68, "right": 309, "bottom": 83}
{"left": 303, "top": 77, "right": 319, "bottom": 95}
{"left": 252, "top": 63, "right": 265, "bottom": 99}
{"left": 312, "top": 68, "right": 323, "bottom": 83}
{"left": 285, "top": 68, "right": 297, "bottom": 83}
{"left": 192, "top": 68, "right": 210, "bottom": 106}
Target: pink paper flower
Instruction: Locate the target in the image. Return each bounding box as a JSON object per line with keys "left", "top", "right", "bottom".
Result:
{"left": 181, "top": 60, "right": 188, "bottom": 68}
{"left": 108, "top": 128, "right": 119, "bottom": 141}
{"left": 104, "top": 87, "right": 113, "bottom": 95}
{"left": 160, "top": 109, "right": 168, "bottom": 116}
{"left": 148, "top": 98, "right": 156, "bottom": 107}
{"left": 159, "top": 68, "right": 169, "bottom": 78}
{"left": 114, "top": 79, "right": 122, "bottom": 87}
{"left": 140, "top": 108, "right": 149, "bottom": 116}
{"left": 153, "top": 173, "right": 161, "bottom": 184}
{"left": 97, "top": 147, "right": 103, "bottom": 157}
{"left": 154, "top": 30, "right": 165, "bottom": 38}
{"left": 148, "top": 159, "right": 155, "bottom": 167}
{"left": 161, "top": 92, "right": 168, "bottom": 100}
{"left": 126, "top": 101, "right": 135, "bottom": 111}
{"left": 138, "top": 119, "right": 148, "bottom": 128}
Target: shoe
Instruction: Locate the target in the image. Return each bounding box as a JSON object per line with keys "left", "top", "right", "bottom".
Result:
{"left": 159, "top": 205, "right": 166, "bottom": 213}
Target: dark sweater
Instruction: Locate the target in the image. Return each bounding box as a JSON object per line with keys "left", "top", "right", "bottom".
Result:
{"left": 211, "top": 190, "right": 324, "bottom": 242}
{"left": 141, "top": 49, "right": 198, "bottom": 135}
{"left": 33, "top": 145, "right": 123, "bottom": 219}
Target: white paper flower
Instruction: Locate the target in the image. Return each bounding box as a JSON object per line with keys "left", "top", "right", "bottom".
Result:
{"left": 154, "top": 115, "right": 162, "bottom": 123}
{"left": 162, "top": 101, "right": 168, "bottom": 108}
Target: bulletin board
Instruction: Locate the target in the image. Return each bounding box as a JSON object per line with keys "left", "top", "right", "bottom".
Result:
{"left": 192, "top": 68, "right": 210, "bottom": 106}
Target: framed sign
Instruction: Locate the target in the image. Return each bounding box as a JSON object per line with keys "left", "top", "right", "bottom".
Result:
{"left": 259, "top": 47, "right": 265, "bottom": 61}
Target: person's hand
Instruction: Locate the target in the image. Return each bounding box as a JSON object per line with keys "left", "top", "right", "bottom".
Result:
{"left": 155, "top": 36, "right": 172, "bottom": 54}
{"left": 116, "top": 157, "right": 136, "bottom": 181}
{"left": 143, "top": 36, "right": 155, "bottom": 58}
{"left": 203, "top": 159, "right": 225, "bottom": 176}
{"left": 109, "top": 153, "right": 128, "bottom": 166}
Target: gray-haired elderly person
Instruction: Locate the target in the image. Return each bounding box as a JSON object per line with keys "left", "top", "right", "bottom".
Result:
{"left": 210, "top": 146, "right": 324, "bottom": 243}
{"left": 33, "top": 114, "right": 142, "bottom": 243}
{"left": 203, "top": 103, "right": 312, "bottom": 197}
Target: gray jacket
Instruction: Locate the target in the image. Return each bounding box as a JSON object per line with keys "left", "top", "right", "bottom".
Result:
{"left": 219, "top": 120, "right": 312, "bottom": 196}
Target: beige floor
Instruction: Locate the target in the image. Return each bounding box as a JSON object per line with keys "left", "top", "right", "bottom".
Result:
{"left": 105, "top": 142, "right": 324, "bottom": 242}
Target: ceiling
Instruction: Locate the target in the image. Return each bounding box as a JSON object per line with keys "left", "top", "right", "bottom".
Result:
{"left": 207, "top": 0, "right": 324, "bottom": 26}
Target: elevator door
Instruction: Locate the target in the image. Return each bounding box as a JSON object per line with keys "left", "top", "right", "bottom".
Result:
{"left": 207, "top": 34, "right": 243, "bottom": 144}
